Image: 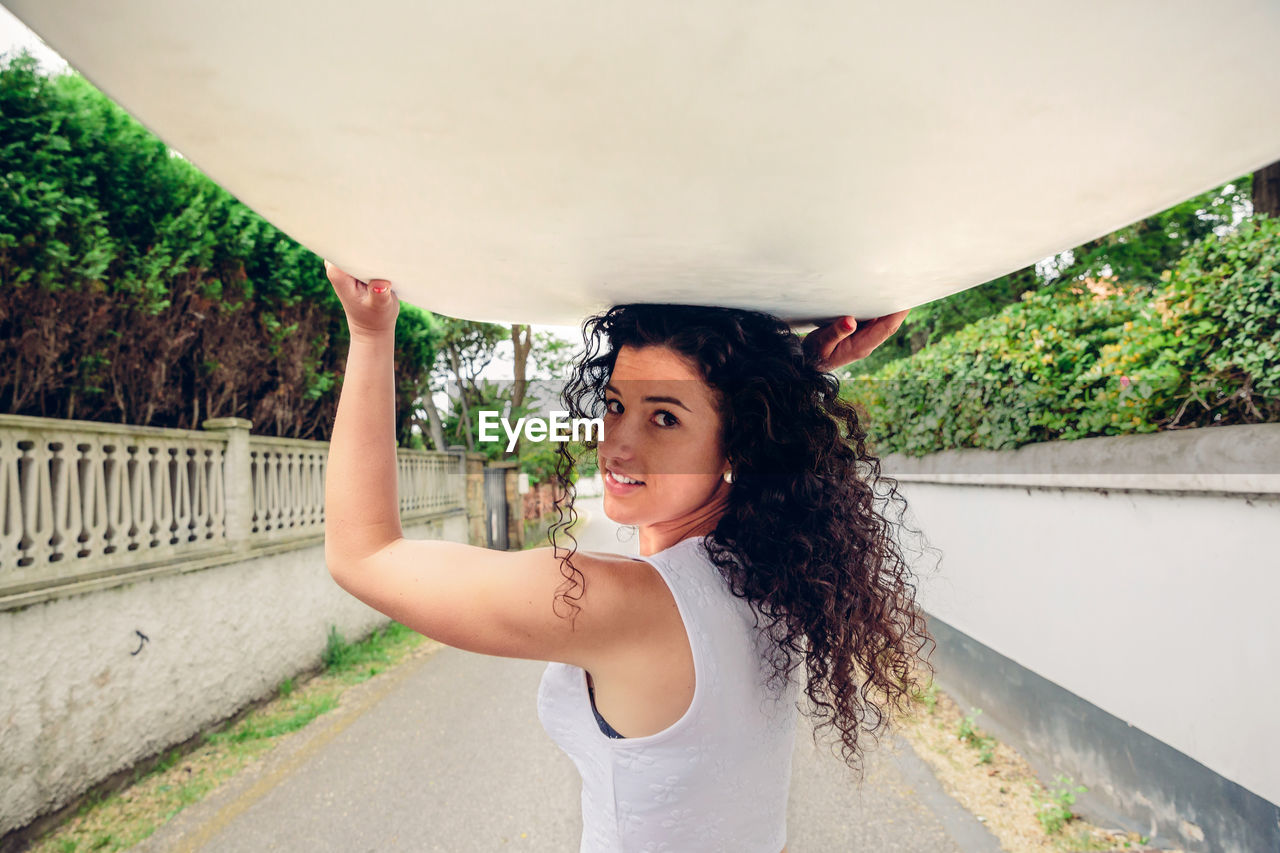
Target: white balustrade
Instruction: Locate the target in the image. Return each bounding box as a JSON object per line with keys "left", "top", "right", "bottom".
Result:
{"left": 0, "top": 414, "right": 466, "bottom": 604}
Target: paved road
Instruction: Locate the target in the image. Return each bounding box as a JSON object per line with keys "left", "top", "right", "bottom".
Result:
{"left": 135, "top": 499, "right": 1001, "bottom": 853}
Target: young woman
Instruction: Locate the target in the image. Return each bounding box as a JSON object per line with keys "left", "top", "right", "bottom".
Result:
{"left": 323, "top": 262, "right": 930, "bottom": 852}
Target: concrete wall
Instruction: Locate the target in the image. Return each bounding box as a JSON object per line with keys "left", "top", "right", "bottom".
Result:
{"left": 882, "top": 423, "right": 1280, "bottom": 853}
{"left": 0, "top": 511, "right": 468, "bottom": 837}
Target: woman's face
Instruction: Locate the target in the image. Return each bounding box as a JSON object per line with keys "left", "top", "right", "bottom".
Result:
{"left": 596, "top": 344, "right": 732, "bottom": 549}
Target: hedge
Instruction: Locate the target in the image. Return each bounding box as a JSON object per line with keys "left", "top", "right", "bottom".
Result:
{"left": 0, "top": 50, "right": 442, "bottom": 441}
{"left": 845, "top": 213, "right": 1279, "bottom": 456}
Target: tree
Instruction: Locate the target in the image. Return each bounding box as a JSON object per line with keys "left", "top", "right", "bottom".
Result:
{"left": 440, "top": 376, "right": 515, "bottom": 461}
{"left": 1254, "top": 160, "right": 1280, "bottom": 218}
{"left": 843, "top": 176, "right": 1255, "bottom": 378}
{"left": 529, "top": 330, "right": 579, "bottom": 380}
{"left": 428, "top": 318, "right": 507, "bottom": 451}
{"left": 506, "top": 323, "right": 533, "bottom": 458}
{"left": 502, "top": 324, "right": 582, "bottom": 458}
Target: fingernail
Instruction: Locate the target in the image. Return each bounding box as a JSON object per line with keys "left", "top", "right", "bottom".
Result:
{"left": 842, "top": 317, "right": 855, "bottom": 331}
{"left": 373, "top": 285, "right": 387, "bottom": 293}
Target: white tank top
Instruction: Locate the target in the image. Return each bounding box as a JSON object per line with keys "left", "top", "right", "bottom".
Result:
{"left": 536, "top": 534, "right": 801, "bottom": 852}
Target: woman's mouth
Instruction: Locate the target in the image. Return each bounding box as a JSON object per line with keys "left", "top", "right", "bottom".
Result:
{"left": 604, "top": 467, "right": 646, "bottom": 494}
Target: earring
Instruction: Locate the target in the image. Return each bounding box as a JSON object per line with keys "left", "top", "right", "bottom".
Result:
{"left": 722, "top": 469, "right": 733, "bottom": 484}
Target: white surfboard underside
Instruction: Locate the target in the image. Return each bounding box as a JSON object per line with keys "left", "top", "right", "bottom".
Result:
{"left": 4, "top": 1, "right": 1279, "bottom": 327}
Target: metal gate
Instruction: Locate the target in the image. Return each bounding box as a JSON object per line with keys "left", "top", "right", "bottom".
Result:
{"left": 484, "top": 467, "right": 509, "bottom": 550}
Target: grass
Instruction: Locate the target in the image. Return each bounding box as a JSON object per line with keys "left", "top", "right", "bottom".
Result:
{"left": 897, "top": 671, "right": 1172, "bottom": 853}
{"left": 1033, "top": 773, "right": 1090, "bottom": 836}
{"left": 909, "top": 679, "right": 939, "bottom": 714}
{"left": 26, "top": 620, "right": 433, "bottom": 853}
{"left": 956, "top": 708, "right": 999, "bottom": 765}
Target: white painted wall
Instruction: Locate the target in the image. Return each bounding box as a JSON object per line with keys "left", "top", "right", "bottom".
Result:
{"left": 882, "top": 424, "right": 1280, "bottom": 807}
{"left": 576, "top": 471, "right": 604, "bottom": 497}
{"left": 0, "top": 512, "right": 468, "bottom": 836}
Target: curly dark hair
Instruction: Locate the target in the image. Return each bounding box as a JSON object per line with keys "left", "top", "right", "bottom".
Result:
{"left": 545, "top": 301, "right": 939, "bottom": 783}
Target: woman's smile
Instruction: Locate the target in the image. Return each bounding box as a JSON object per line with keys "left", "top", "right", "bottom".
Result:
{"left": 604, "top": 466, "right": 646, "bottom": 494}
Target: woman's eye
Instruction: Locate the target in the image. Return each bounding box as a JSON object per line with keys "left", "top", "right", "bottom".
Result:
{"left": 604, "top": 399, "right": 678, "bottom": 428}
{"left": 654, "top": 410, "right": 679, "bottom": 428}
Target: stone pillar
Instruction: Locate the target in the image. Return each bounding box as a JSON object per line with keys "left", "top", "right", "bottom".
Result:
{"left": 201, "top": 417, "right": 253, "bottom": 554}
{"left": 488, "top": 460, "right": 524, "bottom": 551}
{"left": 463, "top": 452, "right": 487, "bottom": 547}
{"left": 444, "top": 444, "right": 468, "bottom": 516}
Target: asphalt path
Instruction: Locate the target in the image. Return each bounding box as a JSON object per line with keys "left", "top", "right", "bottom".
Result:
{"left": 135, "top": 498, "right": 1001, "bottom": 852}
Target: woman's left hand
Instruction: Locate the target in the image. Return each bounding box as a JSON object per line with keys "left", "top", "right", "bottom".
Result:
{"left": 325, "top": 260, "right": 400, "bottom": 338}
{"left": 802, "top": 309, "right": 910, "bottom": 371}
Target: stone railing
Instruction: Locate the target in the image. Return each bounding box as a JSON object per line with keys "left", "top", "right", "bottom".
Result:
{"left": 0, "top": 414, "right": 468, "bottom": 608}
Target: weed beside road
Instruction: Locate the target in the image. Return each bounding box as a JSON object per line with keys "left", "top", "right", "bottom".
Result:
{"left": 895, "top": 674, "right": 1178, "bottom": 853}
{"left": 26, "top": 622, "right": 437, "bottom": 853}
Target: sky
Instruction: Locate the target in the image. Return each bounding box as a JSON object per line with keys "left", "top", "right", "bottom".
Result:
{"left": 0, "top": 7, "right": 65, "bottom": 74}
{"left": 0, "top": 7, "right": 583, "bottom": 381}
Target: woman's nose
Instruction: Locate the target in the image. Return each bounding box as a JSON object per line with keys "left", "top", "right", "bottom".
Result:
{"left": 598, "top": 412, "right": 639, "bottom": 458}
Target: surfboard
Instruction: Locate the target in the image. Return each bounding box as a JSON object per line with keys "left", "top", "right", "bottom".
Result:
{"left": 3, "top": 1, "right": 1279, "bottom": 328}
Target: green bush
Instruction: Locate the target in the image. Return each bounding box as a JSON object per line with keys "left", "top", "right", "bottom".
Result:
{"left": 0, "top": 50, "right": 443, "bottom": 440}
{"left": 1078, "top": 212, "right": 1280, "bottom": 431}
{"left": 846, "top": 214, "right": 1279, "bottom": 456}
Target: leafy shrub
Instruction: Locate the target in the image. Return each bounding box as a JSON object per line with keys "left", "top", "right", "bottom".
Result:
{"left": 0, "top": 50, "right": 443, "bottom": 439}
{"left": 1078, "top": 212, "right": 1279, "bottom": 431}
{"left": 846, "top": 214, "right": 1279, "bottom": 456}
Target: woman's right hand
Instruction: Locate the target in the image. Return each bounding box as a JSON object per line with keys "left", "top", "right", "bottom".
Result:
{"left": 325, "top": 260, "right": 400, "bottom": 338}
